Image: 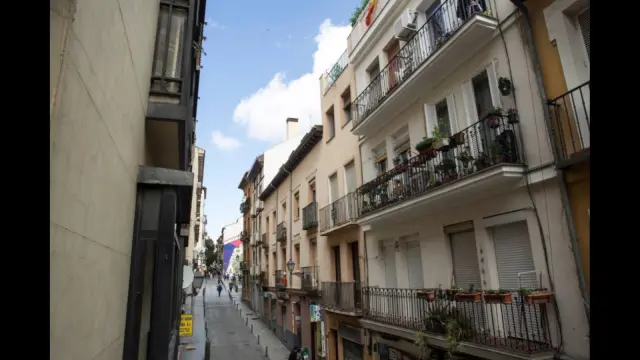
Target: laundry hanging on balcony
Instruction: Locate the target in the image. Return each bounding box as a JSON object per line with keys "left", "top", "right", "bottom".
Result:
{"left": 456, "top": 0, "right": 487, "bottom": 20}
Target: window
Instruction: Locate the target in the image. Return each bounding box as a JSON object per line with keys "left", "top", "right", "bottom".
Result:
{"left": 294, "top": 244, "right": 300, "bottom": 270}
{"left": 342, "top": 88, "right": 352, "bottom": 125}
{"left": 151, "top": 0, "right": 189, "bottom": 96}
{"left": 266, "top": 216, "right": 270, "bottom": 236}
{"left": 326, "top": 107, "right": 336, "bottom": 140}
{"left": 272, "top": 211, "right": 277, "bottom": 233}
{"left": 294, "top": 192, "right": 300, "bottom": 221}
{"left": 281, "top": 202, "right": 286, "bottom": 223}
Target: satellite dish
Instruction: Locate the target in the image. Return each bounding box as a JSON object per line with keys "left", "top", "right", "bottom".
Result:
{"left": 182, "top": 266, "right": 194, "bottom": 289}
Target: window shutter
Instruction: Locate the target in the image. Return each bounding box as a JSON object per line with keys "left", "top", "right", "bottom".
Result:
{"left": 578, "top": 8, "right": 590, "bottom": 61}
{"left": 461, "top": 80, "right": 478, "bottom": 127}
{"left": 487, "top": 60, "right": 502, "bottom": 109}
{"left": 423, "top": 104, "right": 437, "bottom": 137}
{"left": 446, "top": 93, "right": 458, "bottom": 134}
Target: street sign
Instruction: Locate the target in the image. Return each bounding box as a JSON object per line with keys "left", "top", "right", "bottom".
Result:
{"left": 179, "top": 314, "right": 193, "bottom": 337}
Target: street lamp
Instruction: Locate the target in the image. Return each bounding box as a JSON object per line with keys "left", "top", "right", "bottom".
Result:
{"left": 286, "top": 258, "right": 295, "bottom": 274}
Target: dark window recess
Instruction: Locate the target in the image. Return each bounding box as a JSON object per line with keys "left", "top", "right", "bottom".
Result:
{"left": 151, "top": 0, "right": 189, "bottom": 97}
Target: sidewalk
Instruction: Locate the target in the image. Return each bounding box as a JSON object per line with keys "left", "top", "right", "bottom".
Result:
{"left": 231, "top": 287, "right": 290, "bottom": 360}
{"left": 179, "top": 280, "right": 207, "bottom": 360}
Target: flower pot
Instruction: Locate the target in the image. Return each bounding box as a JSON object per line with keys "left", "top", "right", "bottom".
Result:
{"left": 524, "top": 291, "right": 553, "bottom": 305}
{"left": 483, "top": 293, "right": 512, "bottom": 304}
{"left": 445, "top": 289, "right": 461, "bottom": 301}
{"left": 419, "top": 147, "right": 437, "bottom": 160}
{"left": 433, "top": 138, "right": 451, "bottom": 152}
{"left": 487, "top": 115, "right": 501, "bottom": 129}
{"left": 416, "top": 290, "right": 436, "bottom": 302}
{"left": 452, "top": 132, "right": 466, "bottom": 146}
{"left": 455, "top": 293, "right": 482, "bottom": 303}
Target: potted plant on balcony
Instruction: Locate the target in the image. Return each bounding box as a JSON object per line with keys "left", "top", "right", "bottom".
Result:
{"left": 474, "top": 152, "right": 489, "bottom": 171}
{"left": 489, "top": 141, "right": 504, "bottom": 164}
{"left": 416, "top": 288, "right": 437, "bottom": 302}
{"left": 432, "top": 121, "right": 451, "bottom": 152}
{"left": 519, "top": 288, "right": 553, "bottom": 304}
{"left": 445, "top": 287, "right": 463, "bottom": 301}
{"left": 454, "top": 285, "right": 482, "bottom": 303}
{"left": 486, "top": 107, "right": 503, "bottom": 129}
{"left": 482, "top": 289, "right": 512, "bottom": 304}
{"left": 415, "top": 136, "right": 436, "bottom": 158}
{"left": 506, "top": 108, "right": 519, "bottom": 124}
{"left": 435, "top": 158, "right": 458, "bottom": 183}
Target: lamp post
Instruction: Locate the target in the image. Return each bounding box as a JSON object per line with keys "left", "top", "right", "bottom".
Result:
{"left": 286, "top": 258, "right": 295, "bottom": 277}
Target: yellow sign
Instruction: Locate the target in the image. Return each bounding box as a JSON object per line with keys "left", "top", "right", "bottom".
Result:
{"left": 179, "top": 314, "right": 193, "bottom": 337}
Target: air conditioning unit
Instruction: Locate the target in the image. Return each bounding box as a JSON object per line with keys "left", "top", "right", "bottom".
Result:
{"left": 393, "top": 9, "right": 418, "bottom": 41}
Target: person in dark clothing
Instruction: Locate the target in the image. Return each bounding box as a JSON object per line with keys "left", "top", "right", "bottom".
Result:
{"left": 288, "top": 346, "right": 300, "bottom": 360}
{"left": 216, "top": 283, "right": 223, "bottom": 297}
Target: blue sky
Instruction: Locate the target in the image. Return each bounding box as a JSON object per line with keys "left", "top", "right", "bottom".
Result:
{"left": 197, "top": 0, "right": 356, "bottom": 237}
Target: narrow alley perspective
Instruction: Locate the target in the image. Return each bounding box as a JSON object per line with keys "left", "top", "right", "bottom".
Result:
{"left": 51, "top": 0, "right": 591, "bottom": 359}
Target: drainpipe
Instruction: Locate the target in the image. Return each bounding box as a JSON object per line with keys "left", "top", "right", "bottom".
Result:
{"left": 269, "top": 183, "right": 279, "bottom": 286}
{"left": 509, "top": 0, "right": 590, "bottom": 327}
{"left": 282, "top": 166, "right": 294, "bottom": 283}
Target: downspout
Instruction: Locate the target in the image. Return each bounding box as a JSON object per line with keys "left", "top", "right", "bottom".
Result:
{"left": 282, "top": 166, "right": 294, "bottom": 283}
{"left": 269, "top": 183, "right": 279, "bottom": 285}
{"left": 509, "top": 0, "right": 590, "bottom": 326}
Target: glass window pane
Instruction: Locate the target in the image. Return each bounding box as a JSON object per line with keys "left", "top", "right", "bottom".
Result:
{"left": 152, "top": 6, "right": 187, "bottom": 94}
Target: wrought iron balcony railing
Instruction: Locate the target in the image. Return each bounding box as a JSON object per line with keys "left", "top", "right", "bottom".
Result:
{"left": 276, "top": 222, "right": 287, "bottom": 242}
{"left": 240, "top": 199, "right": 250, "bottom": 214}
{"left": 548, "top": 81, "right": 590, "bottom": 166}
{"left": 302, "top": 202, "right": 318, "bottom": 230}
{"left": 357, "top": 116, "right": 522, "bottom": 217}
{"left": 319, "top": 192, "right": 358, "bottom": 233}
{"left": 352, "top": 0, "right": 495, "bottom": 130}
{"left": 301, "top": 266, "right": 320, "bottom": 291}
{"left": 275, "top": 270, "right": 286, "bottom": 289}
{"left": 321, "top": 281, "right": 362, "bottom": 313}
{"left": 362, "top": 287, "right": 554, "bottom": 355}
{"left": 321, "top": 49, "right": 348, "bottom": 94}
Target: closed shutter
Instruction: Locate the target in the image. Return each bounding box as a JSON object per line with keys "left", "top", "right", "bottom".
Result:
{"left": 461, "top": 80, "right": 483, "bottom": 158}
{"left": 423, "top": 104, "right": 437, "bottom": 138}
{"left": 405, "top": 236, "right": 424, "bottom": 288}
{"left": 450, "top": 231, "right": 486, "bottom": 330}
{"left": 486, "top": 60, "right": 503, "bottom": 110}
{"left": 578, "top": 8, "right": 590, "bottom": 61}
{"left": 492, "top": 221, "right": 543, "bottom": 339}
{"left": 344, "top": 163, "right": 357, "bottom": 220}
{"left": 384, "top": 243, "right": 397, "bottom": 288}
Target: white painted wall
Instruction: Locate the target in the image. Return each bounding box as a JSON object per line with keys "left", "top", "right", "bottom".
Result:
{"left": 263, "top": 134, "right": 304, "bottom": 187}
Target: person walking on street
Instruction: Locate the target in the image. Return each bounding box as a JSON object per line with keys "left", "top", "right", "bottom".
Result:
{"left": 216, "top": 282, "right": 223, "bottom": 297}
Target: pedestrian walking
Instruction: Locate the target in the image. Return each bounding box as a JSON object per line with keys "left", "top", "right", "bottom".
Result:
{"left": 288, "top": 346, "right": 300, "bottom": 360}
{"left": 216, "top": 283, "right": 223, "bottom": 297}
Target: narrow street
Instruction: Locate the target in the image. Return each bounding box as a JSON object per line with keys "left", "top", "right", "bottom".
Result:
{"left": 203, "top": 280, "right": 289, "bottom": 360}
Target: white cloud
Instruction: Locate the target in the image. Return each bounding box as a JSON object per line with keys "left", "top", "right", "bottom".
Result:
{"left": 211, "top": 131, "right": 241, "bottom": 150}
{"left": 232, "top": 19, "right": 351, "bottom": 142}
{"left": 207, "top": 19, "right": 226, "bottom": 30}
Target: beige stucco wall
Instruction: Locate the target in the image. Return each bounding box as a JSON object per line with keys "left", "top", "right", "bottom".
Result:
{"left": 50, "top": 0, "right": 159, "bottom": 359}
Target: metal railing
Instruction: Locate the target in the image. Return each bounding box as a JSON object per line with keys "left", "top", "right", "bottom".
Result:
{"left": 240, "top": 199, "right": 250, "bottom": 214}
{"left": 301, "top": 266, "right": 320, "bottom": 291}
{"left": 356, "top": 116, "right": 522, "bottom": 217}
{"left": 363, "top": 287, "right": 553, "bottom": 354}
{"left": 322, "top": 49, "right": 348, "bottom": 94}
{"left": 276, "top": 222, "right": 287, "bottom": 242}
{"left": 319, "top": 192, "right": 359, "bottom": 233}
{"left": 548, "top": 81, "right": 590, "bottom": 164}
{"left": 321, "top": 281, "right": 362, "bottom": 313}
{"left": 275, "top": 270, "right": 285, "bottom": 289}
{"left": 352, "top": 0, "right": 495, "bottom": 130}
{"left": 302, "top": 202, "right": 318, "bottom": 230}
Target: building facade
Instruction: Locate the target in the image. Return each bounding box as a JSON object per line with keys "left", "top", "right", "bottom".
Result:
{"left": 239, "top": 171, "right": 254, "bottom": 302}
{"left": 345, "top": 0, "right": 588, "bottom": 359}
{"left": 187, "top": 146, "right": 206, "bottom": 266}
{"left": 317, "top": 49, "right": 370, "bottom": 360}
{"left": 259, "top": 126, "right": 324, "bottom": 353}
{"left": 51, "top": 0, "right": 207, "bottom": 359}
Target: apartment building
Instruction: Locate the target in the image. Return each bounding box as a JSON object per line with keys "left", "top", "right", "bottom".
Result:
{"left": 187, "top": 146, "right": 207, "bottom": 266}
{"left": 343, "top": 0, "right": 588, "bottom": 359}
{"left": 51, "top": 0, "right": 207, "bottom": 359}
{"left": 245, "top": 155, "right": 266, "bottom": 312}
{"left": 258, "top": 126, "right": 324, "bottom": 353}
{"left": 524, "top": 0, "right": 590, "bottom": 297}
{"left": 239, "top": 171, "right": 254, "bottom": 302}
{"left": 317, "top": 50, "right": 369, "bottom": 360}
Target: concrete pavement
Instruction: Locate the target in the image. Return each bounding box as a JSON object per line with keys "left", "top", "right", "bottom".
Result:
{"left": 203, "top": 280, "right": 290, "bottom": 360}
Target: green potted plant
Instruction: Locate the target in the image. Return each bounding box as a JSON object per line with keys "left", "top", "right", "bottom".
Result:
{"left": 474, "top": 152, "right": 488, "bottom": 170}
{"left": 489, "top": 141, "right": 503, "bottom": 163}
{"left": 486, "top": 106, "right": 503, "bottom": 129}
{"left": 454, "top": 285, "right": 482, "bottom": 303}
{"left": 483, "top": 289, "right": 512, "bottom": 304}
{"left": 506, "top": 108, "right": 519, "bottom": 124}
{"left": 519, "top": 288, "right": 553, "bottom": 304}
{"left": 415, "top": 136, "right": 436, "bottom": 155}
{"left": 439, "top": 158, "right": 458, "bottom": 182}
{"left": 456, "top": 151, "right": 473, "bottom": 167}
{"left": 432, "top": 120, "right": 451, "bottom": 152}
{"left": 445, "top": 287, "right": 463, "bottom": 301}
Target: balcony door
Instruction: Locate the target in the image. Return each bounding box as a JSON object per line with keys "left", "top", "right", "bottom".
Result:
{"left": 329, "top": 174, "right": 339, "bottom": 226}
{"left": 344, "top": 163, "right": 357, "bottom": 220}
{"left": 450, "top": 230, "right": 486, "bottom": 331}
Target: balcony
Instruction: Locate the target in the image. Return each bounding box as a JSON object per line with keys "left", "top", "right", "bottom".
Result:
{"left": 319, "top": 192, "right": 359, "bottom": 236}
{"left": 362, "top": 287, "right": 555, "bottom": 358}
{"left": 548, "top": 81, "right": 590, "bottom": 168}
{"left": 301, "top": 266, "right": 320, "bottom": 292}
{"left": 240, "top": 199, "right": 250, "bottom": 214}
{"left": 356, "top": 116, "right": 524, "bottom": 223}
{"left": 320, "top": 50, "right": 348, "bottom": 95}
{"left": 352, "top": 0, "right": 498, "bottom": 136}
{"left": 302, "top": 202, "right": 319, "bottom": 230}
{"left": 275, "top": 270, "right": 286, "bottom": 290}
{"left": 321, "top": 281, "right": 362, "bottom": 314}
{"left": 276, "top": 222, "right": 287, "bottom": 243}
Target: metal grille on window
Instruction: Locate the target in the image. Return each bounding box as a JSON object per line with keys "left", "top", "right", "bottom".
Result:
{"left": 151, "top": 0, "right": 189, "bottom": 98}
{"left": 578, "top": 8, "right": 590, "bottom": 61}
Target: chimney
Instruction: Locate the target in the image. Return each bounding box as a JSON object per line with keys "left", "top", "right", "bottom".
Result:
{"left": 285, "top": 118, "right": 299, "bottom": 141}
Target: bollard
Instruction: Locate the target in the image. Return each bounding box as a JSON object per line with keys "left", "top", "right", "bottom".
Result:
{"left": 265, "top": 346, "right": 268, "bottom": 358}
{"left": 245, "top": 317, "right": 248, "bottom": 326}
{"left": 257, "top": 334, "right": 260, "bottom": 344}
{"left": 251, "top": 324, "right": 253, "bottom": 333}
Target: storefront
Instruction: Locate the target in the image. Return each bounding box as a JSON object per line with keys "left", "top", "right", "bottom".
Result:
{"left": 377, "top": 344, "right": 418, "bottom": 360}
{"left": 339, "top": 323, "right": 364, "bottom": 360}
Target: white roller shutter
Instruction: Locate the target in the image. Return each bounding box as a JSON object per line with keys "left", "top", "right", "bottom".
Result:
{"left": 461, "top": 80, "right": 483, "bottom": 158}
{"left": 405, "top": 236, "right": 424, "bottom": 289}
{"left": 492, "top": 221, "right": 544, "bottom": 339}
{"left": 486, "top": 60, "right": 503, "bottom": 110}
{"left": 450, "top": 231, "right": 486, "bottom": 330}
{"left": 423, "top": 104, "right": 437, "bottom": 138}
{"left": 384, "top": 243, "right": 397, "bottom": 288}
